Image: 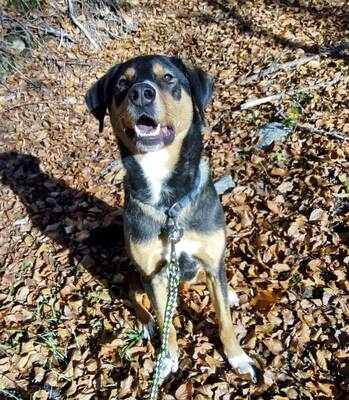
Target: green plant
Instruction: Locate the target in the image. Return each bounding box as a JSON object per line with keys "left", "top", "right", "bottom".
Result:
{"left": 282, "top": 104, "right": 300, "bottom": 128}
{"left": 274, "top": 150, "right": 287, "bottom": 162}
{"left": 36, "top": 331, "right": 67, "bottom": 364}
{"left": 289, "top": 274, "right": 301, "bottom": 287}
{"left": 119, "top": 329, "right": 143, "bottom": 360}
{"left": 344, "top": 180, "right": 349, "bottom": 193}
{"left": 22, "top": 260, "right": 33, "bottom": 269}
{"left": 34, "top": 295, "right": 59, "bottom": 323}
{"left": 245, "top": 111, "right": 261, "bottom": 125}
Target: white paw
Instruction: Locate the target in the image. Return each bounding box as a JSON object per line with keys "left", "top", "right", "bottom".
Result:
{"left": 228, "top": 288, "right": 240, "bottom": 307}
{"left": 160, "top": 353, "right": 179, "bottom": 380}
{"left": 228, "top": 353, "right": 257, "bottom": 383}
{"left": 142, "top": 318, "right": 157, "bottom": 340}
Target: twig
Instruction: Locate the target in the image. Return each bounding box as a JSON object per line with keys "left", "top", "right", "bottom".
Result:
{"left": 28, "top": 24, "right": 75, "bottom": 42}
{"left": 240, "top": 75, "right": 349, "bottom": 110}
{"left": 238, "top": 43, "right": 349, "bottom": 85}
{"left": 274, "top": 105, "right": 348, "bottom": 141}
{"left": 66, "top": 0, "right": 100, "bottom": 49}
{"left": 297, "top": 123, "right": 348, "bottom": 141}
{"left": 4, "top": 100, "right": 72, "bottom": 112}
{"left": 1, "top": 56, "right": 39, "bottom": 87}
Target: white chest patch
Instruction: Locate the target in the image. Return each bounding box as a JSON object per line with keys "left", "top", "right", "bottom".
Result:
{"left": 174, "top": 239, "right": 201, "bottom": 258}
{"left": 137, "top": 148, "right": 171, "bottom": 204}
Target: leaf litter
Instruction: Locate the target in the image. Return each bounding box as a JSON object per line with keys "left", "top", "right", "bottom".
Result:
{"left": 1, "top": 0, "right": 349, "bottom": 399}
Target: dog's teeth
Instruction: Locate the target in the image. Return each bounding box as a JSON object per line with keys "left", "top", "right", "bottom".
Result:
{"left": 147, "top": 124, "right": 160, "bottom": 137}
{"left": 135, "top": 123, "right": 160, "bottom": 137}
{"left": 135, "top": 125, "right": 142, "bottom": 136}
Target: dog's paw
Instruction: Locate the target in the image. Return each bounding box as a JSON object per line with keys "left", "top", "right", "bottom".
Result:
{"left": 160, "top": 353, "right": 179, "bottom": 381}
{"left": 228, "top": 353, "right": 258, "bottom": 383}
{"left": 142, "top": 318, "right": 157, "bottom": 340}
{"left": 228, "top": 288, "right": 240, "bottom": 307}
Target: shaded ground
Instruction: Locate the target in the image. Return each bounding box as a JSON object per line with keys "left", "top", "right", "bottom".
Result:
{"left": 1, "top": 0, "right": 349, "bottom": 399}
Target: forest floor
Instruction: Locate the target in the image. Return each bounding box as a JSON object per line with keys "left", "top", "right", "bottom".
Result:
{"left": 1, "top": 0, "right": 349, "bottom": 399}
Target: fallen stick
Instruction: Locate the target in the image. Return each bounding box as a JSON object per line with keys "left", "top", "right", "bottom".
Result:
{"left": 238, "top": 42, "right": 349, "bottom": 85}
{"left": 240, "top": 75, "right": 349, "bottom": 110}
{"left": 66, "top": 0, "right": 100, "bottom": 49}
{"left": 273, "top": 105, "right": 349, "bottom": 141}
{"left": 297, "top": 122, "right": 349, "bottom": 141}
{"left": 4, "top": 100, "right": 73, "bottom": 112}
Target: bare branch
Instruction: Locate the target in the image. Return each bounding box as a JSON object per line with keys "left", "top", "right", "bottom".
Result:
{"left": 66, "top": 0, "right": 100, "bottom": 49}
{"left": 240, "top": 75, "right": 349, "bottom": 110}
{"left": 4, "top": 99, "right": 73, "bottom": 112}
{"left": 297, "top": 122, "right": 349, "bottom": 141}
{"left": 238, "top": 43, "right": 349, "bottom": 85}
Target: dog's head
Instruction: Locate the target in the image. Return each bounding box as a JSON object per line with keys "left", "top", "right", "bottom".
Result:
{"left": 85, "top": 55, "right": 213, "bottom": 153}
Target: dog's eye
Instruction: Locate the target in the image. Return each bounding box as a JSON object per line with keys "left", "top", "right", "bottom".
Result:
{"left": 163, "top": 73, "right": 174, "bottom": 83}
{"left": 118, "top": 77, "right": 129, "bottom": 88}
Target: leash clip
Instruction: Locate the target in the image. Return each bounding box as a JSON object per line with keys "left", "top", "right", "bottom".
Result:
{"left": 166, "top": 216, "right": 183, "bottom": 244}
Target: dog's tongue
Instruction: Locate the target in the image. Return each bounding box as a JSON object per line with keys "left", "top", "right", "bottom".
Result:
{"left": 135, "top": 116, "right": 158, "bottom": 135}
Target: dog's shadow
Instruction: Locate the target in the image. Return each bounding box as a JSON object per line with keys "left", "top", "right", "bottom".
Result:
{"left": 0, "top": 151, "right": 128, "bottom": 296}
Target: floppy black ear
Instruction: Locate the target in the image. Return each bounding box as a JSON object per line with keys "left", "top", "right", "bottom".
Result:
{"left": 174, "top": 58, "right": 214, "bottom": 123}
{"left": 85, "top": 65, "right": 119, "bottom": 132}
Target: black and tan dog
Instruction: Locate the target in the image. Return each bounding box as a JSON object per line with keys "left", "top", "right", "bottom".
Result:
{"left": 85, "top": 55, "right": 257, "bottom": 382}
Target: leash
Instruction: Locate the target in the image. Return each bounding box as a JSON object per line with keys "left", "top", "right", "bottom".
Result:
{"left": 149, "top": 169, "right": 202, "bottom": 400}
{"left": 149, "top": 216, "right": 183, "bottom": 400}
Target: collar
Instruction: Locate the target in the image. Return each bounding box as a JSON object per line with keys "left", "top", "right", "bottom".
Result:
{"left": 160, "top": 168, "right": 201, "bottom": 219}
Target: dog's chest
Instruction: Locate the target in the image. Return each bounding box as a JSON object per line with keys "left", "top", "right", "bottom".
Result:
{"left": 136, "top": 149, "right": 171, "bottom": 204}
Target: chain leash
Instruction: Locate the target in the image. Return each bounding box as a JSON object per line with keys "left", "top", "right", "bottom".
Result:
{"left": 149, "top": 217, "right": 183, "bottom": 400}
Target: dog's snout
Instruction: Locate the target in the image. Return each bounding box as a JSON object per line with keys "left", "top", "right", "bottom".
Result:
{"left": 128, "top": 83, "right": 156, "bottom": 107}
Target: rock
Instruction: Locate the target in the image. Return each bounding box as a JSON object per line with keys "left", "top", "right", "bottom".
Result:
{"left": 256, "top": 122, "right": 292, "bottom": 149}
{"left": 4, "top": 35, "right": 26, "bottom": 54}
{"left": 214, "top": 175, "right": 235, "bottom": 195}
{"left": 101, "top": 159, "right": 123, "bottom": 176}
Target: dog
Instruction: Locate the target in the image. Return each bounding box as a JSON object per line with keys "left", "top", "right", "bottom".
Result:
{"left": 85, "top": 55, "right": 257, "bottom": 382}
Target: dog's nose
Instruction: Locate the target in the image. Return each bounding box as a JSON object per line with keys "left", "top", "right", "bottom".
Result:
{"left": 128, "top": 83, "right": 156, "bottom": 107}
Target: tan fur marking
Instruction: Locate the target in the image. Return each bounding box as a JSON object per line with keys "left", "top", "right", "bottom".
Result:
{"left": 109, "top": 97, "right": 137, "bottom": 153}
{"left": 160, "top": 89, "right": 193, "bottom": 138}
{"left": 124, "top": 67, "right": 136, "bottom": 80}
{"left": 152, "top": 62, "right": 165, "bottom": 77}
{"left": 128, "top": 237, "right": 166, "bottom": 277}
{"left": 128, "top": 272, "right": 153, "bottom": 326}
{"left": 150, "top": 274, "right": 178, "bottom": 355}
{"left": 206, "top": 276, "right": 245, "bottom": 358}
{"left": 181, "top": 229, "right": 225, "bottom": 272}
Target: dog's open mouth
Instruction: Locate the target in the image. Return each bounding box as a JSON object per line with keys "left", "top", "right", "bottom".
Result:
{"left": 131, "top": 115, "right": 175, "bottom": 149}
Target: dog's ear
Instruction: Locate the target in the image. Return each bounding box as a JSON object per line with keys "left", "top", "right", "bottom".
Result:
{"left": 85, "top": 65, "right": 119, "bottom": 132}
{"left": 174, "top": 58, "right": 214, "bottom": 123}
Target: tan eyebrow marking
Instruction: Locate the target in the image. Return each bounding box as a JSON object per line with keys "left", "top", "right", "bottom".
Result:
{"left": 152, "top": 62, "right": 165, "bottom": 77}
{"left": 124, "top": 67, "right": 136, "bottom": 80}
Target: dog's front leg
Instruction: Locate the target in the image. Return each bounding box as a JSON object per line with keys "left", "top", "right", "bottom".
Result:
{"left": 144, "top": 271, "right": 179, "bottom": 380}
{"left": 206, "top": 263, "right": 258, "bottom": 383}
